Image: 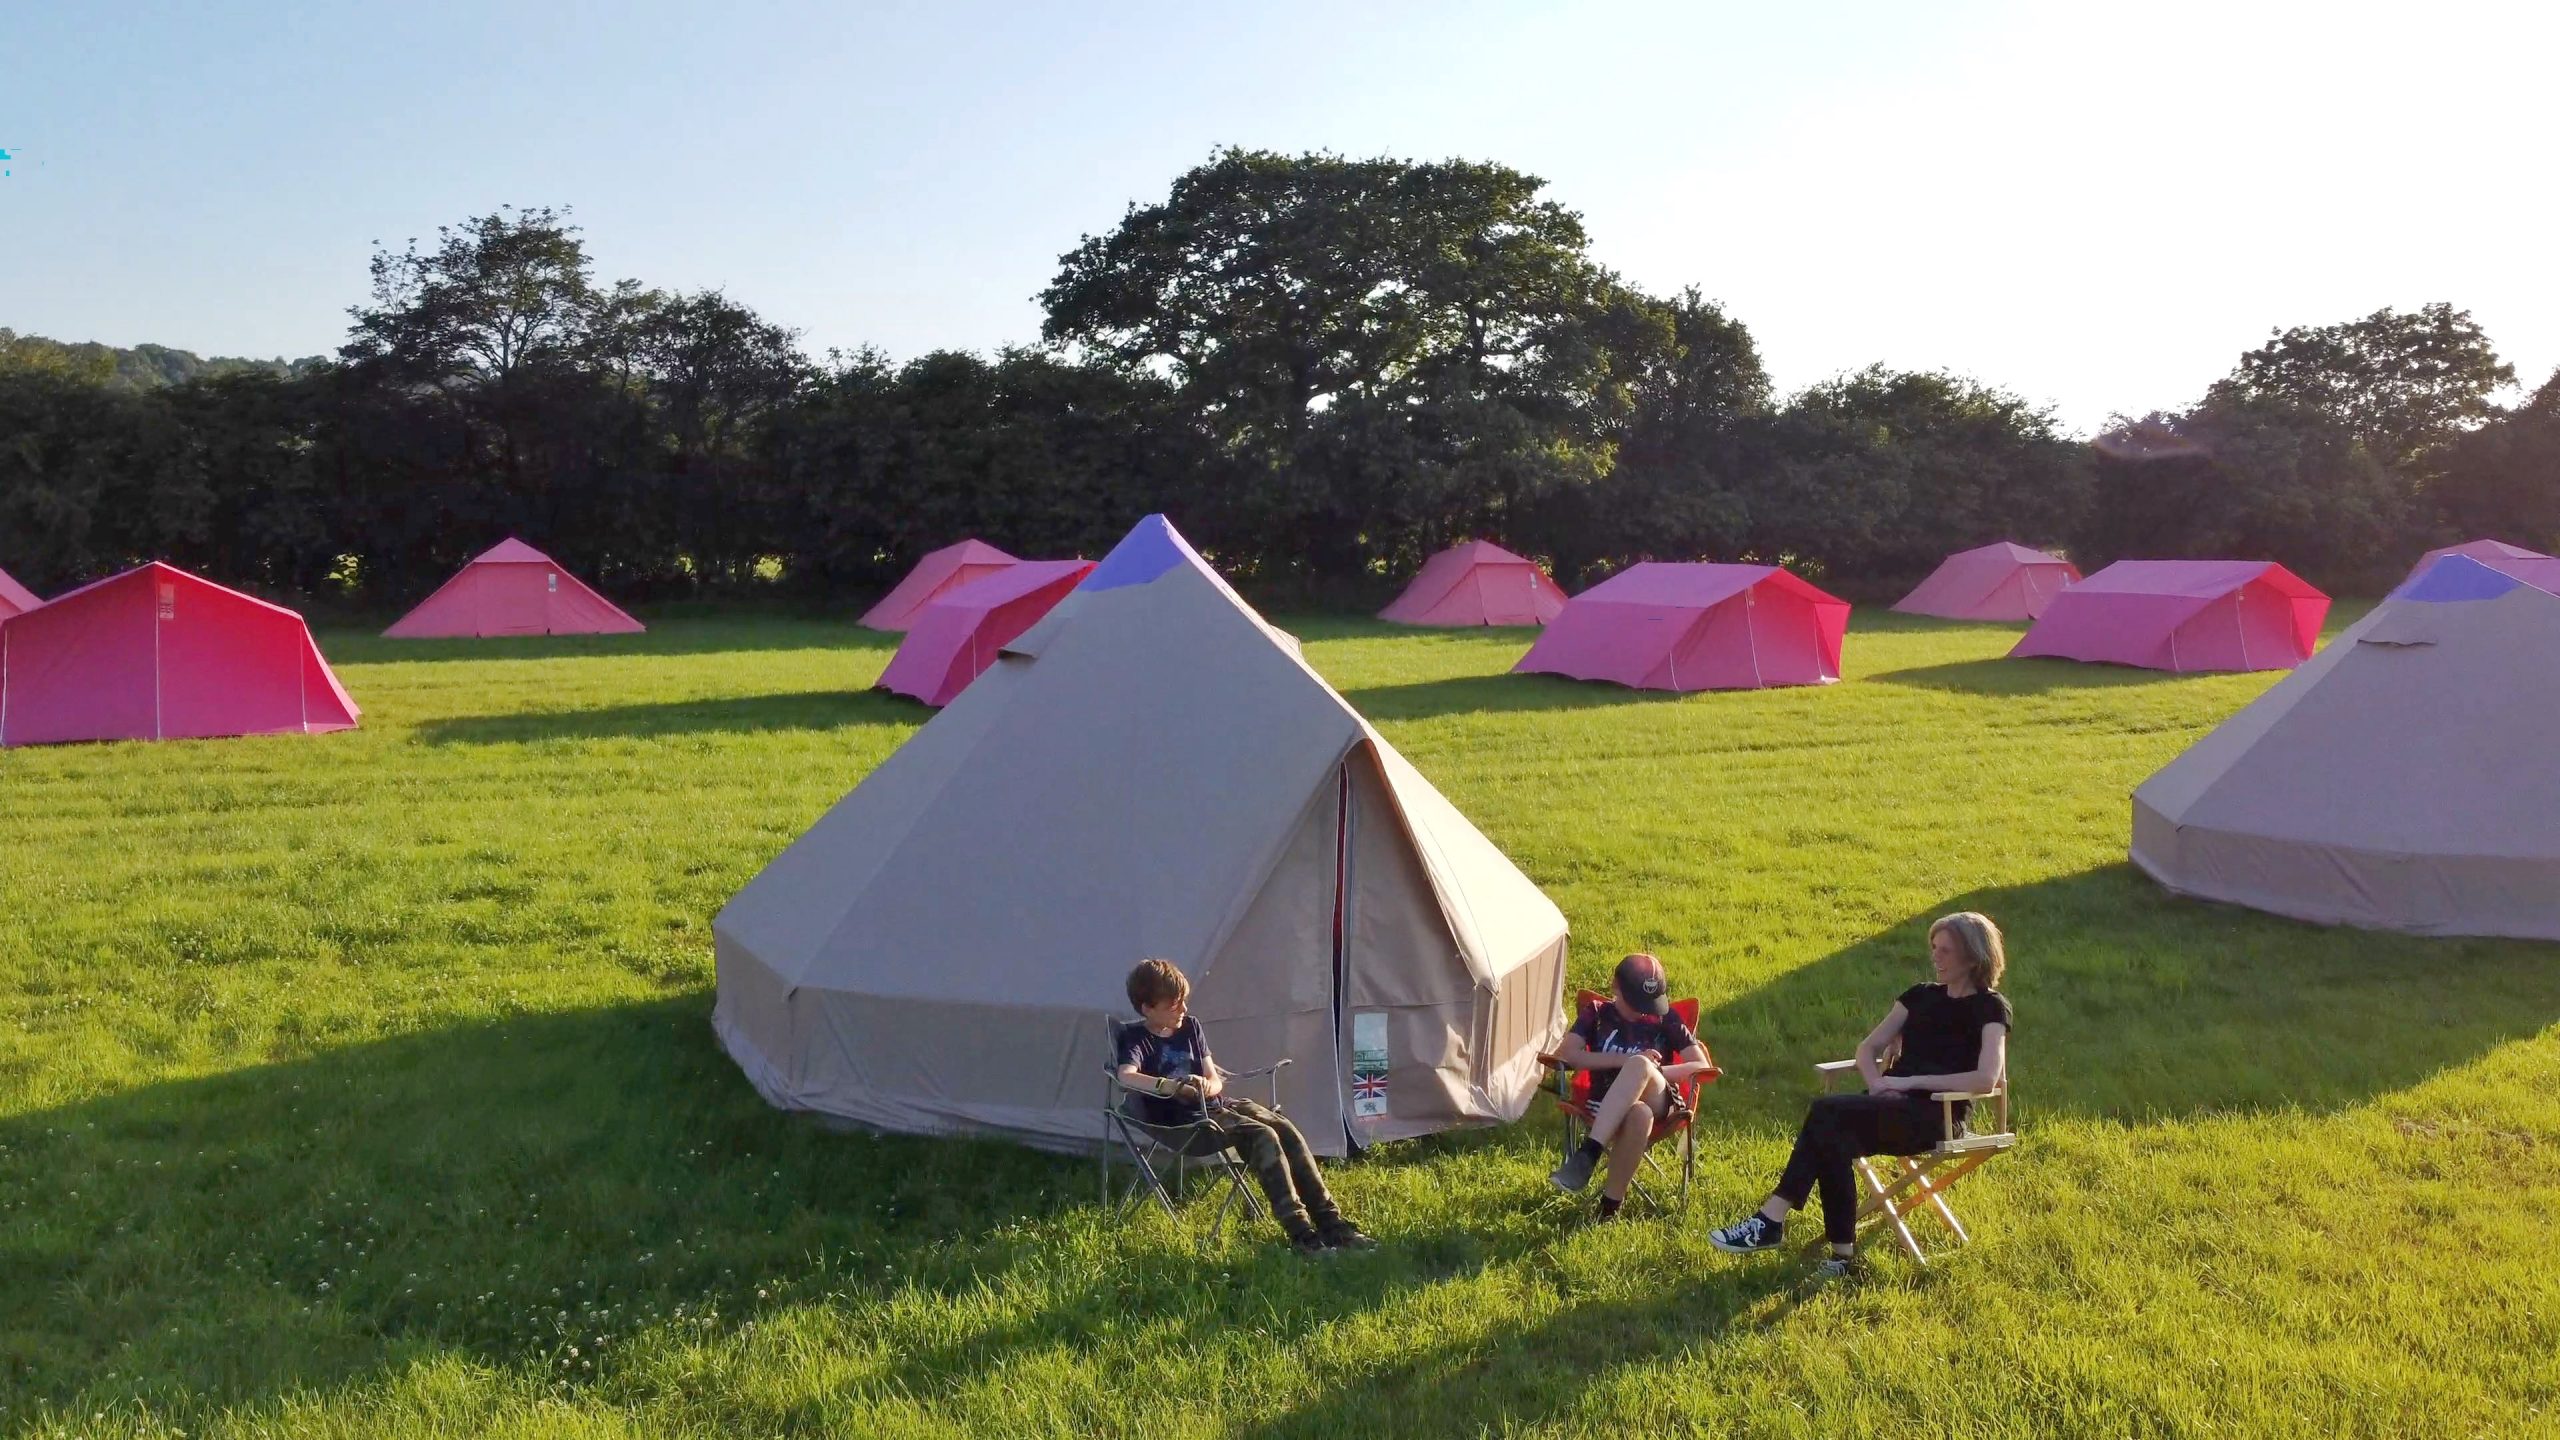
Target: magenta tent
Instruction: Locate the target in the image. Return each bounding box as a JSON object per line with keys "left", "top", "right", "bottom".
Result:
{"left": 1380, "top": 540, "right": 1569, "bottom": 627}
{"left": 1891, "top": 542, "right": 2082, "bottom": 621}
{"left": 0, "top": 562, "right": 360, "bottom": 747}
{"left": 859, "top": 539, "right": 1018, "bottom": 632}
{"left": 0, "top": 566, "right": 41, "bottom": 621}
{"left": 876, "top": 559, "right": 1096, "bottom": 707}
{"left": 1513, "top": 563, "right": 1849, "bottom": 692}
{"left": 2009, "top": 560, "right": 2327, "bottom": 672}
{"left": 2393, "top": 538, "right": 2560, "bottom": 598}
{"left": 383, "top": 538, "right": 643, "bottom": 639}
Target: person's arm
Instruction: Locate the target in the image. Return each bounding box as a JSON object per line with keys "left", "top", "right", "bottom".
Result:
{"left": 1878, "top": 1023, "right": 2006, "bottom": 1096}
{"left": 1553, "top": 1031, "right": 1642, "bottom": 1071}
{"left": 1660, "top": 1041, "right": 1713, "bottom": 1082}
{"left": 1193, "top": 1026, "right": 1224, "bottom": 1100}
{"left": 1855, "top": 1004, "right": 1911, "bottom": 1094}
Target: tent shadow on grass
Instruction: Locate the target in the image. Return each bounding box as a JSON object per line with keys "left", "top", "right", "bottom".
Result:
{"left": 1860, "top": 656, "right": 2210, "bottom": 697}
{"left": 0, "top": 995, "right": 1124, "bottom": 1416}
{"left": 1343, "top": 672, "right": 1735, "bottom": 723}
{"left": 413, "top": 690, "right": 919, "bottom": 744}
{"left": 322, "top": 618, "right": 901, "bottom": 667}
{"left": 1698, "top": 865, "right": 2560, "bottom": 1131}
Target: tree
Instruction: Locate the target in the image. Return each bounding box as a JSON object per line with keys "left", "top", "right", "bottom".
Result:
{"left": 2431, "top": 366, "right": 2560, "bottom": 550}
{"left": 2207, "top": 303, "right": 2514, "bottom": 470}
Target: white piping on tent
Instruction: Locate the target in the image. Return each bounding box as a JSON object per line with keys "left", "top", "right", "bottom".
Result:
{"left": 2234, "top": 588, "right": 2252, "bottom": 670}
{"left": 152, "top": 577, "right": 164, "bottom": 741}
{"left": 1, "top": 622, "right": 12, "bottom": 745}
{"left": 1744, "top": 586, "right": 1765, "bottom": 688}
{"left": 1330, "top": 761, "right": 1357, "bottom": 1149}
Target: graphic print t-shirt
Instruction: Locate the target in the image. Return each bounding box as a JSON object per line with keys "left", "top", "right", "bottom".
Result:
{"left": 1119, "top": 1016, "right": 1214, "bottom": 1127}
{"left": 1567, "top": 1005, "right": 1697, "bottom": 1097}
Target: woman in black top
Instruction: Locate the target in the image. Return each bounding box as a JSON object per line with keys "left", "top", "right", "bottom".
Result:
{"left": 1708, "top": 912, "right": 2012, "bottom": 1274}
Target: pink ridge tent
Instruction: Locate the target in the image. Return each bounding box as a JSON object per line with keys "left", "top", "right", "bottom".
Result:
{"left": 2393, "top": 538, "right": 2560, "bottom": 598}
{"left": 1379, "top": 540, "right": 1569, "bottom": 627}
{"left": 0, "top": 562, "right": 360, "bottom": 747}
{"left": 0, "top": 566, "right": 41, "bottom": 621}
{"left": 383, "top": 538, "right": 643, "bottom": 639}
{"left": 859, "top": 539, "right": 1018, "bottom": 632}
{"left": 1513, "top": 563, "right": 1850, "bottom": 692}
{"left": 876, "top": 559, "right": 1096, "bottom": 707}
{"left": 2009, "top": 560, "right": 2327, "bottom": 672}
{"left": 1891, "top": 542, "right": 2082, "bottom": 621}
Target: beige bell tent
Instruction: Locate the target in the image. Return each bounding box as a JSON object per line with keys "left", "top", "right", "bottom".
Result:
{"left": 2132, "top": 557, "right": 2560, "bottom": 940}
{"left": 713, "top": 515, "right": 1570, "bottom": 1156}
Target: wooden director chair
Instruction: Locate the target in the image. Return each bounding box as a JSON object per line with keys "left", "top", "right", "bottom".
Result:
{"left": 1809, "top": 1046, "right": 2015, "bottom": 1264}
{"left": 1097, "top": 1015, "right": 1293, "bottom": 1251}
{"left": 1536, "top": 990, "right": 1720, "bottom": 1213}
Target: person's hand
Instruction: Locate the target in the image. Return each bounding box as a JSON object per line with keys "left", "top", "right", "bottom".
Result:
{"left": 1865, "top": 1074, "right": 1901, "bottom": 1096}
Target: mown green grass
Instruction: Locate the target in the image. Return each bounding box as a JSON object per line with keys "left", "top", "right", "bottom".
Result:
{"left": 4, "top": 608, "right": 2556, "bottom": 1438}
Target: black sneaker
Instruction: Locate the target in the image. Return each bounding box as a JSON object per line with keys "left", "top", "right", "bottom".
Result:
{"left": 1319, "top": 1221, "right": 1378, "bottom": 1251}
{"left": 1549, "top": 1148, "right": 1599, "bottom": 1193}
{"left": 1708, "top": 1213, "right": 1785, "bottom": 1254}
{"left": 1287, "top": 1230, "right": 1334, "bottom": 1258}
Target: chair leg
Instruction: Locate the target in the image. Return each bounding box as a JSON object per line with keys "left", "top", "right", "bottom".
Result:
{"left": 1854, "top": 1157, "right": 1928, "bottom": 1265}
{"left": 1679, "top": 1129, "right": 1696, "bottom": 1212}
{"left": 1902, "top": 1158, "right": 1970, "bottom": 1247}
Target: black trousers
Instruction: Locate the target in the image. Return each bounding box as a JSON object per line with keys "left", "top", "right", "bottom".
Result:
{"left": 1146, "top": 1097, "right": 1339, "bottom": 1237}
{"left": 1773, "top": 1093, "right": 1944, "bottom": 1245}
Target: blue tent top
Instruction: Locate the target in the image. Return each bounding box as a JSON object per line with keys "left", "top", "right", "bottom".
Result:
{"left": 1080, "top": 514, "right": 1198, "bottom": 592}
{"left": 2394, "top": 554, "right": 2538, "bottom": 603}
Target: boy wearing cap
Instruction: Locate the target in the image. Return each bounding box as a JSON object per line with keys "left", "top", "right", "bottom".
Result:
{"left": 1547, "top": 953, "right": 1711, "bottom": 1219}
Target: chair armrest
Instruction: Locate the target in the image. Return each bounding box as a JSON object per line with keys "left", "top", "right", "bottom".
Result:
{"left": 1221, "top": 1059, "right": 1292, "bottom": 1080}
{"left": 1812, "top": 1059, "right": 1858, "bottom": 1075}
{"left": 1928, "top": 1089, "right": 1999, "bottom": 1102}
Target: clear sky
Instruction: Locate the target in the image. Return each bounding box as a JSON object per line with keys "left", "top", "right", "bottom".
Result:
{"left": 6, "top": 1, "right": 2552, "bottom": 431}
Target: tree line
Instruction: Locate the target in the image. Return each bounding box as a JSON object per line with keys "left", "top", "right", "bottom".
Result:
{"left": 2, "top": 150, "right": 2551, "bottom": 611}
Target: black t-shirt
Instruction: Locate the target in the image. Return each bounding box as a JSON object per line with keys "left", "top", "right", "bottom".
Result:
{"left": 1568, "top": 1004, "right": 1698, "bottom": 1093}
{"left": 1117, "top": 1016, "right": 1214, "bottom": 1127}
{"left": 1887, "top": 983, "right": 2012, "bottom": 1082}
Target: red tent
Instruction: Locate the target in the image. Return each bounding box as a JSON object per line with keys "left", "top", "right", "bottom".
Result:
{"left": 876, "top": 560, "right": 1096, "bottom": 707}
{"left": 1891, "top": 542, "right": 2081, "bottom": 621}
{"left": 859, "top": 539, "right": 1018, "bottom": 632}
{"left": 383, "top": 538, "right": 644, "bottom": 638}
{"left": 0, "top": 562, "right": 359, "bottom": 747}
{"left": 1513, "top": 563, "right": 1850, "bottom": 692}
{"left": 2009, "top": 560, "right": 2326, "bottom": 672}
{"left": 1379, "top": 540, "right": 1569, "bottom": 627}
{"left": 0, "top": 566, "right": 41, "bottom": 621}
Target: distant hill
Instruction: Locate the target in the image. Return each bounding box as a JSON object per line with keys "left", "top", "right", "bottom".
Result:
{"left": 0, "top": 328, "right": 329, "bottom": 389}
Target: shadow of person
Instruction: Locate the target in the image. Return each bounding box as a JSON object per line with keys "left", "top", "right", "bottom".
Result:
{"left": 1699, "top": 866, "right": 2560, "bottom": 1129}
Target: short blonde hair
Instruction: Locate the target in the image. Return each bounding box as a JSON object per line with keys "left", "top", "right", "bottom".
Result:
{"left": 1930, "top": 912, "right": 2006, "bottom": 991}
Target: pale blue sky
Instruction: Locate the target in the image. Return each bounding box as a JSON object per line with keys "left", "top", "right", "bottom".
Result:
{"left": 6, "top": 1, "right": 2553, "bottom": 430}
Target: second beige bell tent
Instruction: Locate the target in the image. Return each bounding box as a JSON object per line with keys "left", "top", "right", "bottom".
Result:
{"left": 713, "top": 515, "right": 1570, "bottom": 1157}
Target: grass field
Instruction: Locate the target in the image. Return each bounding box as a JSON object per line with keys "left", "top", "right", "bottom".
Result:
{"left": 4, "top": 607, "right": 2557, "bottom": 1439}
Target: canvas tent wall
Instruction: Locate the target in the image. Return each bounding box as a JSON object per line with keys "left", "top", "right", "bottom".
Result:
{"left": 876, "top": 558, "right": 1095, "bottom": 706}
{"left": 0, "top": 566, "right": 41, "bottom": 621}
{"left": 859, "top": 539, "right": 1019, "bottom": 632}
{"left": 0, "top": 562, "right": 359, "bottom": 747}
{"left": 1891, "top": 542, "right": 2081, "bottom": 621}
{"left": 1512, "top": 563, "right": 1849, "bottom": 692}
{"left": 383, "top": 538, "right": 645, "bottom": 638}
{"left": 715, "top": 516, "right": 1569, "bottom": 1157}
{"left": 2009, "top": 560, "right": 2326, "bottom": 672}
{"left": 1379, "top": 541, "right": 1569, "bottom": 627}
{"left": 2392, "top": 538, "right": 2560, "bottom": 599}
{"left": 2132, "top": 557, "right": 2560, "bottom": 940}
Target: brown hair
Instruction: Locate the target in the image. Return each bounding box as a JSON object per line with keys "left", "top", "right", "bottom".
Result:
{"left": 1930, "top": 912, "right": 2007, "bottom": 991}
{"left": 1126, "top": 957, "right": 1190, "bottom": 1013}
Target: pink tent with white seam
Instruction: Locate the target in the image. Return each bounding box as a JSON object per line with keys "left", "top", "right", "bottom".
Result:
{"left": 876, "top": 559, "right": 1095, "bottom": 706}
{"left": 858, "top": 539, "right": 1018, "bottom": 632}
{"left": 0, "top": 566, "right": 41, "bottom": 621}
{"left": 383, "top": 538, "right": 644, "bottom": 638}
{"left": 2393, "top": 538, "right": 2560, "bottom": 598}
{"left": 0, "top": 562, "right": 359, "bottom": 747}
{"left": 2009, "top": 560, "right": 2326, "bottom": 672}
{"left": 1891, "top": 542, "right": 2081, "bottom": 621}
{"left": 1513, "top": 563, "right": 1849, "bottom": 692}
{"left": 1380, "top": 540, "right": 1568, "bottom": 626}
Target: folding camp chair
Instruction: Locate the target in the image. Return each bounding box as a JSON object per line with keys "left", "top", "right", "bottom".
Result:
{"left": 1535, "top": 991, "right": 1720, "bottom": 1212}
{"left": 1809, "top": 1046, "right": 2016, "bottom": 1264}
{"left": 1097, "top": 1016, "right": 1294, "bottom": 1249}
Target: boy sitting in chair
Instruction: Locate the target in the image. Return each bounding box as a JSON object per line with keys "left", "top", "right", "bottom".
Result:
{"left": 1115, "top": 958, "right": 1376, "bottom": 1256}
{"left": 1548, "top": 953, "right": 1715, "bottom": 1219}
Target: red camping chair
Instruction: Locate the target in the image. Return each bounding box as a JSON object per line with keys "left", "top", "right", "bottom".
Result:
{"left": 1536, "top": 991, "right": 1720, "bottom": 1212}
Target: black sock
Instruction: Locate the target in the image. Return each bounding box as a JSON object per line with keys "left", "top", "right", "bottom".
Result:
{"left": 1576, "top": 1137, "right": 1606, "bottom": 1163}
{"left": 1597, "top": 1194, "right": 1623, "bottom": 1218}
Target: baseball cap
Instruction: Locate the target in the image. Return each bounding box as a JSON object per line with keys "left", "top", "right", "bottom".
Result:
{"left": 1613, "top": 953, "right": 1670, "bottom": 1016}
